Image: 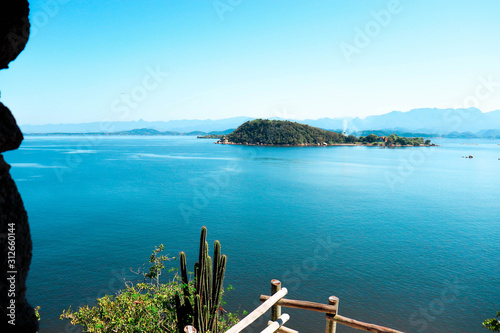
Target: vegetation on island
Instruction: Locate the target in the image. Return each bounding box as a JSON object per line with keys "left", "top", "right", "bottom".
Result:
{"left": 60, "top": 227, "right": 239, "bottom": 333}
{"left": 218, "top": 119, "right": 434, "bottom": 146}
{"left": 359, "top": 133, "right": 431, "bottom": 146}
{"left": 223, "top": 119, "right": 343, "bottom": 145}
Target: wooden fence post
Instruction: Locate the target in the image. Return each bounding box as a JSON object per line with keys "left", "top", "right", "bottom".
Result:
{"left": 325, "top": 296, "right": 339, "bottom": 333}
{"left": 271, "top": 279, "right": 282, "bottom": 321}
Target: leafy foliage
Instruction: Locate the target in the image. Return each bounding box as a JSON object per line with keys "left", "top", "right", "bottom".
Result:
{"left": 144, "top": 244, "right": 172, "bottom": 287}
{"left": 60, "top": 239, "right": 239, "bottom": 333}
{"left": 223, "top": 119, "right": 433, "bottom": 146}
{"left": 225, "top": 119, "right": 346, "bottom": 145}
{"left": 364, "top": 133, "right": 379, "bottom": 143}
{"left": 34, "top": 306, "right": 40, "bottom": 322}
{"left": 346, "top": 134, "right": 357, "bottom": 143}
{"left": 61, "top": 282, "right": 182, "bottom": 333}
{"left": 483, "top": 312, "right": 500, "bottom": 331}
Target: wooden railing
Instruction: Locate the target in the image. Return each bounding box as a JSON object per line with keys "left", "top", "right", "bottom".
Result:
{"left": 225, "top": 287, "right": 289, "bottom": 333}
{"left": 185, "top": 279, "right": 404, "bottom": 333}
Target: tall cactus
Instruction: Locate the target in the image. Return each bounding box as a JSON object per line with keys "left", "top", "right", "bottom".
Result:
{"left": 175, "top": 252, "right": 193, "bottom": 332}
{"left": 176, "top": 227, "right": 227, "bottom": 333}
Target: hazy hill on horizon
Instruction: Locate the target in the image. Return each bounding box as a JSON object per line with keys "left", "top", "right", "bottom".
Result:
{"left": 20, "top": 108, "right": 500, "bottom": 135}
{"left": 20, "top": 116, "right": 254, "bottom": 134}
{"left": 301, "top": 108, "right": 500, "bottom": 134}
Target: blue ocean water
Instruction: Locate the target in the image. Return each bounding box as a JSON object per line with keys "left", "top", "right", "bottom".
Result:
{"left": 4, "top": 136, "right": 500, "bottom": 333}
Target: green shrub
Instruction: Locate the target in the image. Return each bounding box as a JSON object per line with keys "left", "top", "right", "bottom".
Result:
{"left": 483, "top": 312, "right": 500, "bottom": 331}
{"left": 61, "top": 282, "right": 181, "bottom": 333}
{"left": 61, "top": 238, "right": 239, "bottom": 333}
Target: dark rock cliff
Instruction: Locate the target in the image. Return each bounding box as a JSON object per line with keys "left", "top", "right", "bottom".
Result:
{"left": 0, "top": 1, "right": 38, "bottom": 332}
{"left": 0, "top": 1, "right": 30, "bottom": 70}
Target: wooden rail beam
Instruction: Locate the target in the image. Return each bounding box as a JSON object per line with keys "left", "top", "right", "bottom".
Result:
{"left": 225, "top": 288, "right": 288, "bottom": 333}
{"left": 261, "top": 314, "right": 290, "bottom": 333}
{"left": 325, "top": 314, "right": 404, "bottom": 333}
{"left": 260, "top": 295, "right": 338, "bottom": 315}
{"left": 267, "top": 321, "right": 299, "bottom": 333}
{"left": 260, "top": 295, "right": 403, "bottom": 333}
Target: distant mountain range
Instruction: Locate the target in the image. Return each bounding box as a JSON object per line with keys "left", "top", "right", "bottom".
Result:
{"left": 21, "top": 117, "right": 253, "bottom": 134}
{"left": 300, "top": 108, "right": 500, "bottom": 134}
{"left": 21, "top": 108, "right": 500, "bottom": 138}
{"left": 28, "top": 128, "right": 235, "bottom": 137}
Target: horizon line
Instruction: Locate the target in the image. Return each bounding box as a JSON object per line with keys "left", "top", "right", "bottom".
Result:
{"left": 18, "top": 107, "right": 496, "bottom": 127}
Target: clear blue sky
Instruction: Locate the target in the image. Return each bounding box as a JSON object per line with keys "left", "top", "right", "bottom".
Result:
{"left": 1, "top": 0, "right": 500, "bottom": 125}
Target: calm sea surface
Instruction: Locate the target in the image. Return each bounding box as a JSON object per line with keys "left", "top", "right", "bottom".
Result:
{"left": 4, "top": 136, "right": 500, "bottom": 333}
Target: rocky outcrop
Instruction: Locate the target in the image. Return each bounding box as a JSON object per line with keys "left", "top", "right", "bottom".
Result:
{"left": 0, "top": 104, "right": 24, "bottom": 153}
{"left": 0, "top": 1, "right": 30, "bottom": 70}
{"left": 0, "top": 1, "right": 38, "bottom": 332}
{"left": 0, "top": 156, "right": 37, "bottom": 332}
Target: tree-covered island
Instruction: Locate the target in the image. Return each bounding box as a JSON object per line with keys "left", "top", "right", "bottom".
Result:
{"left": 216, "top": 119, "right": 435, "bottom": 146}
